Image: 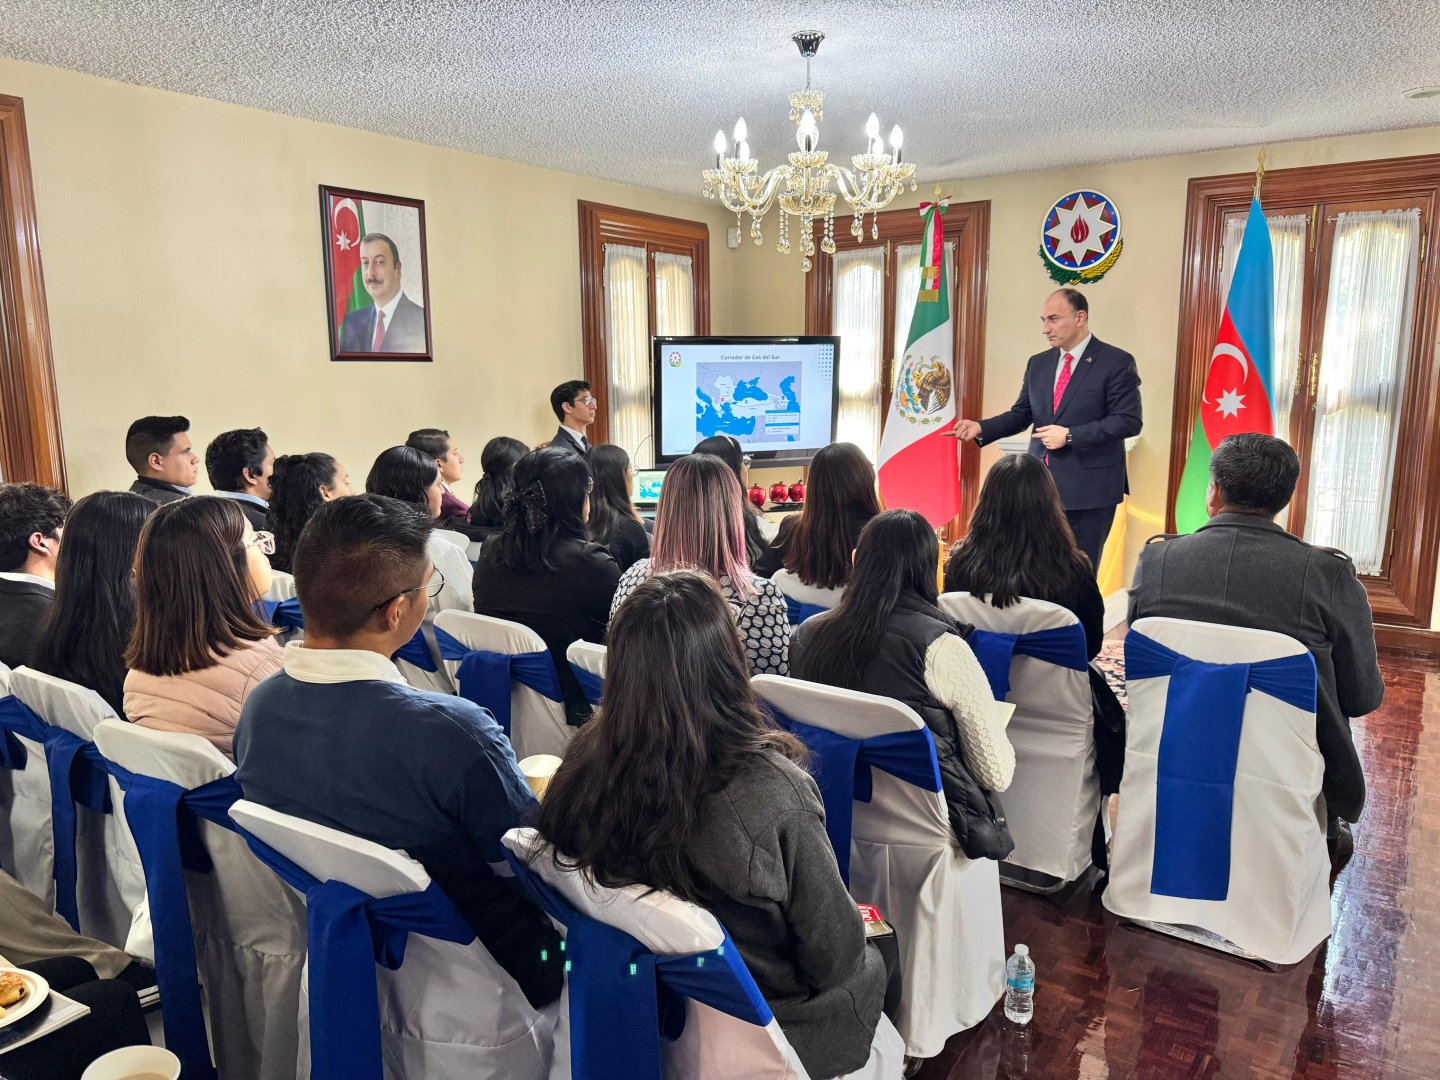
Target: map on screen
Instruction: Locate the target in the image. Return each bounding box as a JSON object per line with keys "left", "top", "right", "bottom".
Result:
{"left": 695, "top": 362, "right": 802, "bottom": 443}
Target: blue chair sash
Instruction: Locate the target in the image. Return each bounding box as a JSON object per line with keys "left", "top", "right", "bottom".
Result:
{"left": 106, "top": 763, "right": 243, "bottom": 1080}
{"left": 781, "top": 595, "right": 828, "bottom": 626}
{"left": 967, "top": 623, "right": 1088, "bottom": 700}
{"left": 0, "top": 696, "right": 113, "bottom": 931}
{"left": 259, "top": 596, "right": 305, "bottom": 633}
{"left": 569, "top": 663, "right": 605, "bottom": 707}
{"left": 503, "top": 846, "right": 772, "bottom": 1080}
{"left": 1126, "top": 629, "right": 1317, "bottom": 901}
{"left": 391, "top": 627, "right": 436, "bottom": 672}
{"left": 433, "top": 626, "right": 565, "bottom": 737}
{"left": 764, "top": 705, "right": 942, "bottom": 883}
{"left": 236, "top": 826, "right": 477, "bottom": 1080}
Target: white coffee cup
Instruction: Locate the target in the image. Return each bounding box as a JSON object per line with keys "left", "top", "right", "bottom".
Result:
{"left": 81, "top": 1044, "right": 181, "bottom": 1080}
{"left": 519, "top": 754, "right": 562, "bottom": 799}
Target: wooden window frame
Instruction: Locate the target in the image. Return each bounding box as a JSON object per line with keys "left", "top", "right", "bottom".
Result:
{"left": 804, "top": 201, "right": 991, "bottom": 534}
{"left": 0, "top": 94, "right": 65, "bottom": 490}
{"left": 577, "top": 200, "right": 710, "bottom": 447}
{"left": 1169, "top": 154, "right": 1440, "bottom": 635}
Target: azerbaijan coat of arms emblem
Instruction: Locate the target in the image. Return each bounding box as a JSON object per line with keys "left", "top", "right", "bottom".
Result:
{"left": 1039, "top": 190, "right": 1123, "bottom": 285}
{"left": 894, "top": 354, "right": 951, "bottom": 425}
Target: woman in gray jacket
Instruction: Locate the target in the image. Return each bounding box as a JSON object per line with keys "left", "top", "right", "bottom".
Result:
{"left": 535, "top": 569, "right": 886, "bottom": 1079}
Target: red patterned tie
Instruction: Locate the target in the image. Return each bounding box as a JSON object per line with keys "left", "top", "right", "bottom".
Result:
{"left": 1046, "top": 352, "right": 1074, "bottom": 467}
{"left": 371, "top": 309, "right": 387, "bottom": 351}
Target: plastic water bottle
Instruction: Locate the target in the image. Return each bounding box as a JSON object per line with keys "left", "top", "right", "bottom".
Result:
{"left": 1003, "top": 944, "right": 1034, "bottom": 1024}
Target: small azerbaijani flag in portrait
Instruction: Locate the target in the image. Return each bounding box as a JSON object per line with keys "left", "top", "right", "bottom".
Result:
{"left": 329, "top": 196, "right": 373, "bottom": 332}
{"left": 876, "top": 199, "right": 961, "bottom": 528}
{"left": 1174, "top": 195, "right": 1276, "bottom": 533}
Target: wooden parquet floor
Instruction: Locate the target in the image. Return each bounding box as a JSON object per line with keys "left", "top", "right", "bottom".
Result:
{"left": 914, "top": 647, "right": 1440, "bottom": 1080}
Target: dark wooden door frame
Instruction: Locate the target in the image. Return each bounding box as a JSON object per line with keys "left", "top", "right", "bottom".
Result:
{"left": 0, "top": 94, "right": 65, "bottom": 490}
{"left": 1169, "top": 154, "right": 1440, "bottom": 637}
{"left": 804, "top": 200, "right": 991, "bottom": 535}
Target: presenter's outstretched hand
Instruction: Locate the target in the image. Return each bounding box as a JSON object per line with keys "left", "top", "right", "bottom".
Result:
{"left": 951, "top": 419, "right": 981, "bottom": 442}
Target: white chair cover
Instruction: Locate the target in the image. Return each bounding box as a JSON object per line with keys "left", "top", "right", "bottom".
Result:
{"left": 770, "top": 571, "right": 843, "bottom": 617}
{"left": 564, "top": 641, "right": 606, "bottom": 686}
{"left": 502, "top": 828, "right": 904, "bottom": 1080}
{"left": 751, "top": 675, "right": 1005, "bottom": 1059}
{"left": 7, "top": 668, "right": 147, "bottom": 950}
{"left": 229, "top": 801, "right": 556, "bottom": 1080}
{"left": 938, "top": 592, "right": 1097, "bottom": 885}
{"left": 433, "top": 528, "right": 469, "bottom": 550}
{"left": 0, "top": 660, "right": 11, "bottom": 693}
{"left": 435, "top": 611, "right": 572, "bottom": 759}
{"left": 1102, "top": 617, "right": 1331, "bottom": 966}
{"left": 93, "top": 721, "right": 307, "bottom": 1080}
{"left": 396, "top": 533, "right": 476, "bottom": 695}
{"left": 467, "top": 540, "right": 484, "bottom": 564}
{"left": 0, "top": 668, "right": 55, "bottom": 905}
{"left": 262, "top": 571, "right": 303, "bottom": 647}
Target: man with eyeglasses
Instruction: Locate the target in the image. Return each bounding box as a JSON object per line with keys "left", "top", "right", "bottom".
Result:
{"left": 549, "top": 379, "right": 598, "bottom": 455}
{"left": 234, "top": 494, "right": 563, "bottom": 1009}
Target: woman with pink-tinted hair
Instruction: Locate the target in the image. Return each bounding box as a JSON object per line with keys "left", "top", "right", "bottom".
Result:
{"left": 609, "top": 453, "right": 790, "bottom": 675}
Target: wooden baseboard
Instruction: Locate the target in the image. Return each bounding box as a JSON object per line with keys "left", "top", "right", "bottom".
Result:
{"left": 1375, "top": 623, "right": 1440, "bottom": 657}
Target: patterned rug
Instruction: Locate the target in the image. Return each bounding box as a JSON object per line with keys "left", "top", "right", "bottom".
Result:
{"left": 1096, "top": 638, "right": 1127, "bottom": 711}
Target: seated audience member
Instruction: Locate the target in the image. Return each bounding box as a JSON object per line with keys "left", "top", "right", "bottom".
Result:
{"left": 124, "top": 498, "right": 283, "bottom": 759}
{"left": 945, "top": 452, "right": 1104, "bottom": 657}
{"left": 792, "top": 510, "right": 1016, "bottom": 861}
{"left": 406, "top": 427, "right": 470, "bottom": 522}
{"left": 693, "top": 433, "right": 768, "bottom": 562}
{"left": 0, "top": 482, "right": 70, "bottom": 668}
{"left": 205, "top": 427, "right": 275, "bottom": 530}
{"left": 755, "top": 441, "right": 881, "bottom": 596}
{"left": 550, "top": 379, "right": 597, "bottom": 455}
{"left": 612, "top": 453, "right": 789, "bottom": 676}
{"left": 472, "top": 447, "right": 618, "bottom": 725}
{"left": 31, "top": 492, "right": 153, "bottom": 713}
{"left": 537, "top": 570, "right": 886, "bottom": 1079}
{"left": 586, "top": 444, "right": 650, "bottom": 573}
{"left": 1128, "top": 432, "right": 1383, "bottom": 845}
{"left": 267, "top": 452, "right": 350, "bottom": 574}
{"left": 234, "top": 495, "right": 562, "bottom": 1007}
{"left": 365, "top": 445, "right": 474, "bottom": 613}
{"left": 126, "top": 415, "right": 199, "bottom": 505}
{"left": 467, "top": 436, "right": 529, "bottom": 542}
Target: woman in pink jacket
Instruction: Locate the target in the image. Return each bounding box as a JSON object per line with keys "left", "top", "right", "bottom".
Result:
{"left": 124, "top": 497, "right": 283, "bottom": 759}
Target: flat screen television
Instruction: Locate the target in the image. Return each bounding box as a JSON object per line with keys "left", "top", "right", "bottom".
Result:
{"left": 652, "top": 335, "right": 840, "bottom": 466}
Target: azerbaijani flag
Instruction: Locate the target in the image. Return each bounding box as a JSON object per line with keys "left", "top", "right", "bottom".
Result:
{"left": 1174, "top": 195, "right": 1275, "bottom": 533}
{"left": 877, "top": 200, "right": 960, "bottom": 528}
{"left": 329, "top": 196, "right": 372, "bottom": 332}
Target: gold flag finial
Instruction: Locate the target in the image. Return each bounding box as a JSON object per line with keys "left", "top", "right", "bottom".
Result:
{"left": 1254, "top": 147, "right": 1267, "bottom": 198}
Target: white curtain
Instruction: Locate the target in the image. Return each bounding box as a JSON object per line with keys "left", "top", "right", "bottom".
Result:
{"left": 1221, "top": 213, "right": 1308, "bottom": 443}
{"left": 894, "top": 242, "right": 956, "bottom": 395}
{"left": 831, "top": 247, "right": 885, "bottom": 460}
{"left": 649, "top": 252, "right": 695, "bottom": 467}
{"left": 1303, "top": 209, "right": 1421, "bottom": 572}
{"left": 603, "top": 244, "right": 650, "bottom": 465}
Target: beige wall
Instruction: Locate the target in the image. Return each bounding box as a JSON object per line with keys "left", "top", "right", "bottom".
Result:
{"left": 0, "top": 56, "right": 737, "bottom": 496}
{"left": 731, "top": 124, "right": 1440, "bottom": 626}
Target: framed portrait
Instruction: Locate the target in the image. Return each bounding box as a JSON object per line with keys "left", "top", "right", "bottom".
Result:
{"left": 320, "top": 185, "right": 433, "bottom": 361}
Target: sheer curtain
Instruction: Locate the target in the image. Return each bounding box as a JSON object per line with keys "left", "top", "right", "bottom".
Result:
{"left": 649, "top": 253, "right": 695, "bottom": 467}
{"left": 1303, "top": 209, "right": 1421, "bottom": 572}
{"left": 603, "top": 243, "right": 650, "bottom": 464}
{"left": 831, "top": 247, "right": 885, "bottom": 459}
{"left": 894, "top": 242, "right": 955, "bottom": 395}
{"left": 1222, "top": 213, "right": 1308, "bottom": 442}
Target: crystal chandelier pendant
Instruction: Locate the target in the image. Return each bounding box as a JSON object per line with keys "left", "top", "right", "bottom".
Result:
{"left": 701, "top": 31, "right": 917, "bottom": 271}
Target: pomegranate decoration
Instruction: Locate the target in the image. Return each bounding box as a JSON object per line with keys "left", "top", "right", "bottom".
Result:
{"left": 748, "top": 484, "right": 766, "bottom": 508}
{"left": 769, "top": 481, "right": 791, "bottom": 504}
{"left": 788, "top": 481, "right": 806, "bottom": 504}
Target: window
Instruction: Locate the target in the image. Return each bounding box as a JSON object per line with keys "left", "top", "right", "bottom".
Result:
{"left": 578, "top": 202, "right": 709, "bottom": 465}
{"left": 1171, "top": 155, "right": 1440, "bottom": 638}
{"left": 806, "top": 202, "right": 990, "bottom": 532}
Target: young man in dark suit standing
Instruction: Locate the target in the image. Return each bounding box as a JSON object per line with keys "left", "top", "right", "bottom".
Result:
{"left": 955, "top": 288, "right": 1142, "bottom": 571}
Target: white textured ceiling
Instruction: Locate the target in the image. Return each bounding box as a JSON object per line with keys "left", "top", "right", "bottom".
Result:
{"left": 1, "top": 1, "right": 1439, "bottom": 196}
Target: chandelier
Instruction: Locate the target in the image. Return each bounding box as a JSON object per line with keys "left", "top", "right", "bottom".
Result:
{"left": 703, "top": 31, "right": 917, "bottom": 271}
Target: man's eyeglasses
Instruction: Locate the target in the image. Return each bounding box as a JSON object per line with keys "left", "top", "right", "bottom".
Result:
{"left": 372, "top": 568, "right": 446, "bottom": 611}
{"left": 575, "top": 396, "right": 598, "bottom": 407}
{"left": 246, "top": 531, "right": 276, "bottom": 556}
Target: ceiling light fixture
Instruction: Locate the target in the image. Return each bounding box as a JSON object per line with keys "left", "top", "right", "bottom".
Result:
{"left": 702, "top": 31, "right": 918, "bottom": 271}
{"left": 1402, "top": 86, "right": 1440, "bottom": 99}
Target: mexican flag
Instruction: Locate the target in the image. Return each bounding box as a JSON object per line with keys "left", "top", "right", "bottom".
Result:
{"left": 329, "top": 196, "right": 372, "bottom": 331}
{"left": 1175, "top": 195, "right": 1276, "bottom": 533}
{"left": 877, "top": 200, "right": 960, "bottom": 528}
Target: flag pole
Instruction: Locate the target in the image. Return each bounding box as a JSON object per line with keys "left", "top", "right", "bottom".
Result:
{"left": 1253, "top": 146, "right": 1267, "bottom": 199}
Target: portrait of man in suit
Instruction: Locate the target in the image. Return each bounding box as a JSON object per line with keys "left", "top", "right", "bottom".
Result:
{"left": 323, "top": 187, "right": 432, "bottom": 360}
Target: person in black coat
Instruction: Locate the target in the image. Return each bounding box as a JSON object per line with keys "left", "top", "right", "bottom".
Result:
{"left": 754, "top": 441, "right": 880, "bottom": 587}
{"left": 955, "top": 288, "right": 1142, "bottom": 572}
{"left": 585, "top": 444, "right": 649, "bottom": 573}
{"left": 792, "top": 511, "right": 1017, "bottom": 861}
{"left": 472, "top": 447, "right": 620, "bottom": 725}
{"left": 0, "top": 482, "right": 69, "bottom": 669}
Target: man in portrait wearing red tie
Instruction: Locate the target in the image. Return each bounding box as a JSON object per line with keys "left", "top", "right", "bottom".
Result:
{"left": 955, "top": 288, "right": 1142, "bottom": 572}
{"left": 338, "top": 233, "right": 428, "bottom": 354}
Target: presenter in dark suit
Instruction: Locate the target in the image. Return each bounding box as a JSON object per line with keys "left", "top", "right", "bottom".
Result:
{"left": 338, "top": 234, "right": 428, "bottom": 354}
{"left": 955, "top": 288, "right": 1142, "bottom": 572}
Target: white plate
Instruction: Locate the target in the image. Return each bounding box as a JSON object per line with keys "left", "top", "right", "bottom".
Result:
{"left": 0, "top": 967, "right": 49, "bottom": 1029}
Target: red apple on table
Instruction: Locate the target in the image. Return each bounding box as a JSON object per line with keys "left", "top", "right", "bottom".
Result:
{"left": 769, "top": 481, "right": 790, "bottom": 504}
{"left": 748, "top": 484, "right": 767, "bottom": 508}
{"left": 788, "top": 481, "right": 806, "bottom": 504}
